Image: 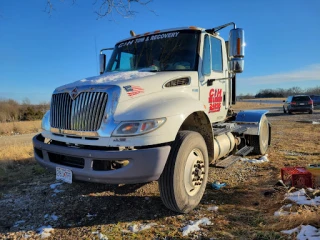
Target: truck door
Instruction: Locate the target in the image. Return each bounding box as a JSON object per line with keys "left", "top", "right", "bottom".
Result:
{"left": 199, "top": 34, "right": 229, "bottom": 123}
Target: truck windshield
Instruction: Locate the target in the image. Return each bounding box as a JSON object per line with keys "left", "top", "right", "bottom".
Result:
{"left": 106, "top": 30, "right": 200, "bottom": 72}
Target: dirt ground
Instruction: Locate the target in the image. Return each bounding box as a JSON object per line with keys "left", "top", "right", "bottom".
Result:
{"left": 0, "top": 107, "right": 320, "bottom": 239}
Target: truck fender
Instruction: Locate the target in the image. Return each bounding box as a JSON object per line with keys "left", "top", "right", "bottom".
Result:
{"left": 234, "top": 110, "right": 269, "bottom": 136}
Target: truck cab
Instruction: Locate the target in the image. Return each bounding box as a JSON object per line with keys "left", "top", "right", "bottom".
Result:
{"left": 33, "top": 23, "right": 270, "bottom": 213}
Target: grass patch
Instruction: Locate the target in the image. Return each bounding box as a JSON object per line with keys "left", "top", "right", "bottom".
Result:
{"left": 284, "top": 156, "right": 299, "bottom": 160}
{"left": 266, "top": 208, "right": 320, "bottom": 231}
{"left": 33, "top": 164, "right": 46, "bottom": 175}
{"left": 0, "top": 142, "right": 34, "bottom": 162}
{"left": 232, "top": 101, "right": 283, "bottom": 110}
{"left": 0, "top": 136, "right": 36, "bottom": 185}
{"left": 0, "top": 158, "right": 37, "bottom": 186}
{"left": 0, "top": 120, "right": 41, "bottom": 136}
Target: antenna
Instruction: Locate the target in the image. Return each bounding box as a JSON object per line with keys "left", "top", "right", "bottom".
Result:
{"left": 94, "top": 36, "right": 98, "bottom": 74}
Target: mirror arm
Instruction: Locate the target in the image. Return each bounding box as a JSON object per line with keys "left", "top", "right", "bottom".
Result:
{"left": 100, "top": 48, "right": 114, "bottom": 54}
{"left": 206, "top": 22, "right": 236, "bottom": 34}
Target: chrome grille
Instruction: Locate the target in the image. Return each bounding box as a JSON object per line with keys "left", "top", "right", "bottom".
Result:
{"left": 50, "top": 92, "right": 108, "bottom": 131}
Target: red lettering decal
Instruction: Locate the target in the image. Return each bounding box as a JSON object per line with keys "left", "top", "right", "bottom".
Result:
{"left": 208, "top": 89, "right": 215, "bottom": 103}
{"left": 208, "top": 88, "right": 223, "bottom": 113}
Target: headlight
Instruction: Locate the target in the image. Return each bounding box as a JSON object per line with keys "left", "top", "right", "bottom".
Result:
{"left": 112, "top": 118, "right": 166, "bottom": 136}
{"left": 41, "top": 110, "right": 50, "bottom": 131}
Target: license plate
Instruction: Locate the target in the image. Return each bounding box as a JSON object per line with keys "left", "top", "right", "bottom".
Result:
{"left": 56, "top": 167, "right": 72, "bottom": 183}
{"left": 299, "top": 103, "right": 305, "bottom": 105}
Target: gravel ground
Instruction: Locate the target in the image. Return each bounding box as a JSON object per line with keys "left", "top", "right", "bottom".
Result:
{"left": 1, "top": 107, "right": 319, "bottom": 239}
{"left": 0, "top": 162, "right": 262, "bottom": 239}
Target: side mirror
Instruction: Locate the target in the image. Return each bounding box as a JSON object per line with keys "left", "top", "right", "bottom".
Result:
{"left": 228, "top": 59, "right": 244, "bottom": 73}
{"left": 228, "top": 28, "right": 245, "bottom": 73}
{"left": 100, "top": 54, "right": 106, "bottom": 74}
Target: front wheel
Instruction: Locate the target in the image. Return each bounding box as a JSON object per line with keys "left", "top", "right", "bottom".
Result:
{"left": 158, "top": 131, "right": 208, "bottom": 213}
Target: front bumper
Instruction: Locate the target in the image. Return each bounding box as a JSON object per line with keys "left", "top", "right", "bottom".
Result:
{"left": 32, "top": 134, "right": 171, "bottom": 184}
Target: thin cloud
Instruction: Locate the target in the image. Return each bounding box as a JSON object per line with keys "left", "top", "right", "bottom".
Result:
{"left": 239, "top": 64, "right": 320, "bottom": 84}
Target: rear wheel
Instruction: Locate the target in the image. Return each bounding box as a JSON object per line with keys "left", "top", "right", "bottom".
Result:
{"left": 309, "top": 110, "right": 313, "bottom": 114}
{"left": 283, "top": 107, "right": 287, "bottom": 113}
{"left": 247, "top": 115, "right": 269, "bottom": 155}
{"left": 158, "top": 131, "right": 208, "bottom": 213}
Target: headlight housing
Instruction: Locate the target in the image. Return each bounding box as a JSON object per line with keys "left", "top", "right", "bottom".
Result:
{"left": 112, "top": 118, "right": 166, "bottom": 136}
{"left": 41, "top": 110, "right": 50, "bottom": 131}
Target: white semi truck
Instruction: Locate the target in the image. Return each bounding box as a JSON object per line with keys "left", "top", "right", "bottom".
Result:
{"left": 33, "top": 22, "right": 271, "bottom": 213}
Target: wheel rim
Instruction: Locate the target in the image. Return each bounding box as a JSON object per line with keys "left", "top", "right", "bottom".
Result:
{"left": 184, "top": 148, "right": 205, "bottom": 196}
{"left": 260, "top": 120, "right": 269, "bottom": 151}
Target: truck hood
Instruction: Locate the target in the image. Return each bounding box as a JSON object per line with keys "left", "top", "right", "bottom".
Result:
{"left": 55, "top": 70, "right": 197, "bottom": 101}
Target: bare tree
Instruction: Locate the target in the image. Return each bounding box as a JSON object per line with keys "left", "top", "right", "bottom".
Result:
{"left": 45, "top": 0, "right": 155, "bottom": 19}
{"left": 22, "top": 97, "right": 31, "bottom": 106}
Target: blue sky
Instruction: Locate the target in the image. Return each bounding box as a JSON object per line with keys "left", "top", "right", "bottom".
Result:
{"left": 1, "top": 0, "right": 319, "bottom": 103}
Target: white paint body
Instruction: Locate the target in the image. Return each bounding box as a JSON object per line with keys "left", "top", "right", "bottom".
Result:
{"left": 42, "top": 28, "right": 236, "bottom": 148}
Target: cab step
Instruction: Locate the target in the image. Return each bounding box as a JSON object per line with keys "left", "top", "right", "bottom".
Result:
{"left": 214, "top": 145, "right": 254, "bottom": 169}
{"left": 215, "top": 155, "right": 241, "bottom": 168}
{"left": 235, "top": 145, "right": 254, "bottom": 157}
{"left": 231, "top": 126, "right": 248, "bottom": 135}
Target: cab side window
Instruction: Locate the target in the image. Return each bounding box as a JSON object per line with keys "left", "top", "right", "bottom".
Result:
{"left": 202, "top": 35, "right": 211, "bottom": 75}
{"left": 210, "top": 37, "right": 223, "bottom": 72}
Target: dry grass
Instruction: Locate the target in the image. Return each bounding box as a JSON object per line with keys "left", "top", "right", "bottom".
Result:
{"left": 232, "top": 101, "right": 283, "bottom": 110}
{"left": 0, "top": 142, "right": 34, "bottom": 162}
{"left": 254, "top": 97, "right": 286, "bottom": 101}
{"left": 267, "top": 208, "right": 320, "bottom": 231}
{"left": 0, "top": 142, "right": 35, "bottom": 186}
{"left": 0, "top": 120, "right": 41, "bottom": 136}
{"left": 0, "top": 139, "right": 36, "bottom": 182}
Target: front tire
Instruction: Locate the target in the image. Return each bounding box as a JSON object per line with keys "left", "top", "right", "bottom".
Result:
{"left": 158, "top": 131, "right": 208, "bottom": 213}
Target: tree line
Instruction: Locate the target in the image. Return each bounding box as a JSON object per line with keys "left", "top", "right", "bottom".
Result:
{"left": 239, "top": 86, "right": 320, "bottom": 99}
{"left": 0, "top": 99, "right": 50, "bottom": 123}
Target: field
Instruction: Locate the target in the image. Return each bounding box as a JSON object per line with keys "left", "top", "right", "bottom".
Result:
{"left": 0, "top": 103, "right": 320, "bottom": 239}
{"left": 0, "top": 120, "right": 41, "bottom": 136}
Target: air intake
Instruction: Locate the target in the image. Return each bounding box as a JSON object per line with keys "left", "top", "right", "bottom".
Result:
{"left": 165, "top": 78, "right": 190, "bottom": 87}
